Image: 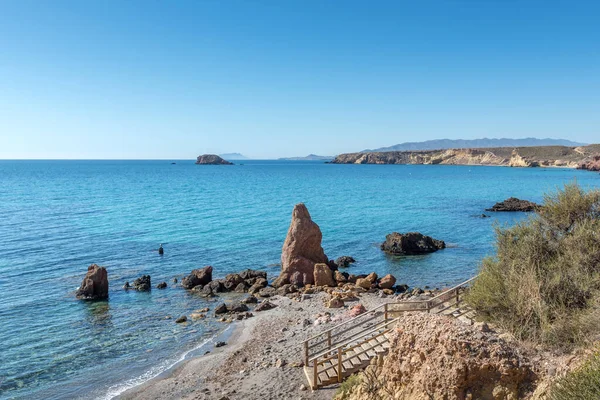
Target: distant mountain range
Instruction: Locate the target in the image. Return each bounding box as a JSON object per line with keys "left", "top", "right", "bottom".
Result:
{"left": 219, "top": 153, "right": 248, "bottom": 160}
{"left": 278, "top": 154, "right": 335, "bottom": 161}
{"left": 362, "top": 138, "right": 586, "bottom": 152}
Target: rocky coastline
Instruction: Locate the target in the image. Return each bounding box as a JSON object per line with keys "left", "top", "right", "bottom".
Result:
{"left": 330, "top": 144, "right": 600, "bottom": 169}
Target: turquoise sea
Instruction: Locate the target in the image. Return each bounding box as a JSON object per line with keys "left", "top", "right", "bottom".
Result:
{"left": 1, "top": 160, "right": 598, "bottom": 399}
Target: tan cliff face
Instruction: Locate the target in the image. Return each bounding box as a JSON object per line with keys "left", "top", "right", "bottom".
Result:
{"left": 331, "top": 145, "right": 600, "bottom": 169}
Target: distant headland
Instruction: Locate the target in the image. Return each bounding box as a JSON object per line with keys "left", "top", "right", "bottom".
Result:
{"left": 219, "top": 153, "right": 248, "bottom": 160}
{"left": 331, "top": 144, "right": 600, "bottom": 170}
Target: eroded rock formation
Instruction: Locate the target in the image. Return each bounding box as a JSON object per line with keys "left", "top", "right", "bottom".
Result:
{"left": 381, "top": 232, "right": 445, "bottom": 255}
{"left": 331, "top": 144, "right": 600, "bottom": 168}
{"left": 279, "top": 203, "right": 329, "bottom": 286}
{"left": 76, "top": 264, "right": 109, "bottom": 300}
{"left": 340, "top": 313, "right": 536, "bottom": 400}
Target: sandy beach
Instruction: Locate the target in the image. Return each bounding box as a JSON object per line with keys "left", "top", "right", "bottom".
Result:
{"left": 117, "top": 291, "right": 395, "bottom": 400}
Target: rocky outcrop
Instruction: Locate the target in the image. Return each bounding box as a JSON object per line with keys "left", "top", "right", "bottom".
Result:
{"left": 132, "top": 275, "right": 151, "bottom": 291}
{"left": 381, "top": 232, "right": 445, "bottom": 255}
{"left": 195, "top": 154, "right": 233, "bottom": 165}
{"left": 181, "top": 266, "right": 213, "bottom": 289}
{"left": 330, "top": 144, "right": 600, "bottom": 168}
{"left": 486, "top": 197, "right": 540, "bottom": 212}
{"left": 578, "top": 155, "right": 600, "bottom": 172}
{"left": 76, "top": 264, "right": 109, "bottom": 300}
{"left": 340, "top": 313, "right": 536, "bottom": 400}
{"left": 279, "top": 203, "right": 329, "bottom": 286}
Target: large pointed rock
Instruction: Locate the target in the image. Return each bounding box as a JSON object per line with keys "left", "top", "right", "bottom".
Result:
{"left": 76, "top": 264, "right": 109, "bottom": 300}
{"left": 280, "top": 203, "right": 329, "bottom": 286}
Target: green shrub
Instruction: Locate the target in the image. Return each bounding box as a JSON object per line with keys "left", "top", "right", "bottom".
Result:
{"left": 467, "top": 182, "right": 600, "bottom": 348}
{"left": 334, "top": 374, "right": 361, "bottom": 399}
{"left": 548, "top": 349, "right": 600, "bottom": 400}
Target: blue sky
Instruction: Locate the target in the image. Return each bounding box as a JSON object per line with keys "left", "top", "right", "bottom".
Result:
{"left": 0, "top": 0, "right": 598, "bottom": 159}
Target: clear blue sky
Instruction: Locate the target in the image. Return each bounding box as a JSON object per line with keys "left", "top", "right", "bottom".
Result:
{"left": 1, "top": 0, "right": 598, "bottom": 159}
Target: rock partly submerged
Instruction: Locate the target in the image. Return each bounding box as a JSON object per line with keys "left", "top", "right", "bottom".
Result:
{"left": 76, "top": 264, "right": 109, "bottom": 300}
{"left": 486, "top": 197, "right": 540, "bottom": 212}
{"left": 381, "top": 232, "right": 446, "bottom": 255}
{"left": 195, "top": 154, "right": 233, "bottom": 165}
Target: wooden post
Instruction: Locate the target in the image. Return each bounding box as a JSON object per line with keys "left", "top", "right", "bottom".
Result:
{"left": 384, "top": 303, "right": 388, "bottom": 321}
{"left": 327, "top": 331, "right": 332, "bottom": 349}
{"left": 304, "top": 341, "right": 309, "bottom": 366}
{"left": 313, "top": 357, "right": 318, "bottom": 389}
{"left": 456, "top": 287, "right": 460, "bottom": 303}
{"left": 426, "top": 301, "right": 430, "bottom": 313}
{"left": 337, "top": 348, "right": 343, "bottom": 383}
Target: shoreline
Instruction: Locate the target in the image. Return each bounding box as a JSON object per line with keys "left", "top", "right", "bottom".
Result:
{"left": 114, "top": 291, "right": 407, "bottom": 400}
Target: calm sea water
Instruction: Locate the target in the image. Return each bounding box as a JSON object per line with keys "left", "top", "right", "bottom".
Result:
{"left": 1, "top": 160, "right": 598, "bottom": 399}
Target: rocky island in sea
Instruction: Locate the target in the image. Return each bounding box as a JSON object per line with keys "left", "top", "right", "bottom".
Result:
{"left": 330, "top": 144, "right": 600, "bottom": 170}
{"left": 195, "top": 154, "right": 234, "bottom": 165}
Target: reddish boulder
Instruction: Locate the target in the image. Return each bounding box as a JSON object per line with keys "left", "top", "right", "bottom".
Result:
{"left": 314, "top": 263, "right": 335, "bottom": 287}
{"left": 76, "top": 264, "right": 109, "bottom": 300}
{"left": 280, "top": 204, "right": 329, "bottom": 286}
{"left": 378, "top": 274, "right": 397, "bottom": 289}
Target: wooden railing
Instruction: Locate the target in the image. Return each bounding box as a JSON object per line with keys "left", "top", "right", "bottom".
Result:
{"left": 301, "top": 276, "right": 477, "bottom": 388}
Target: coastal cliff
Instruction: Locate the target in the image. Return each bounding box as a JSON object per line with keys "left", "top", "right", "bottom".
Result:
{"left": 331, "top": 145, "right": 600, "bottom": 169}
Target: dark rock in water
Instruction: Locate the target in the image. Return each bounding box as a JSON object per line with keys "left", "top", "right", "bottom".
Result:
{"left": 480, "top": 214, "right": 490, "bottom": 218}
{"left": 208, "top": 280, "right": 224, "bottom": 293}
{"left": 381, "top": 232, "right": 446, "bottom": 255}
{"left": 76, "top": 264, "right": 109, "bottom": 300}
{"left": 214, "top": 303, "right": 228, "bottom": 315}
{"left": 215, "top": 341, "right": 227, "bottom": 348}
{"left": 242, "top": 295, "right": 258, "bottom": 304}
{"left": 173, "top": 278, "right": 178, "bottom": 283}
{"left": 181, "top": 266, "right": 213, "bottom": 289}
{"left": 175, "top": 315, "right": 187, "bottom": 323}
{"left": 157, "top": 282, "right": 167, "bottom": 289}
{"left": 486, "top": 197, "right": 540, "bottom": 212}
{"left": 158, "top": 245, "right": 164, "bottom": 255}
{"left": 228, "top": 302, "right": 249, "bottom": 313}
{"left": 280, "top": 203, "right": 329, "bottom": 286}
{"left": 132, "top": 275, "right": 151, "bottom": 291}
{"left": 255, "top": 301, "right": 277, "bottom": 312}
{"left": 123, "top": 281, "right": 130, "bottom": 289}
{"left": 335, "top": 256, "right": 356, "bottom": 268}
{"left": 395, "top": 284, "right": 409, "bottom": 293}
{"left": 195, "top": 154, "right": 233, "bottom": 165}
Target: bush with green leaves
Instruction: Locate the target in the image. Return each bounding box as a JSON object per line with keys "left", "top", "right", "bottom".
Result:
{"left": 548, "top": 348, "right": 600, "bottom": 400}
{"left": 467, "top": 182, "right": 600, "bottom": 348}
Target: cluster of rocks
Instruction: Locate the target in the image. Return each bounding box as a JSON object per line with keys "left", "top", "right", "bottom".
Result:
{"left": 486, "top": 197, "right": 540, "bottom": 212}
{"left": 182, "top": 266, "right": 269, "bottom": 297}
